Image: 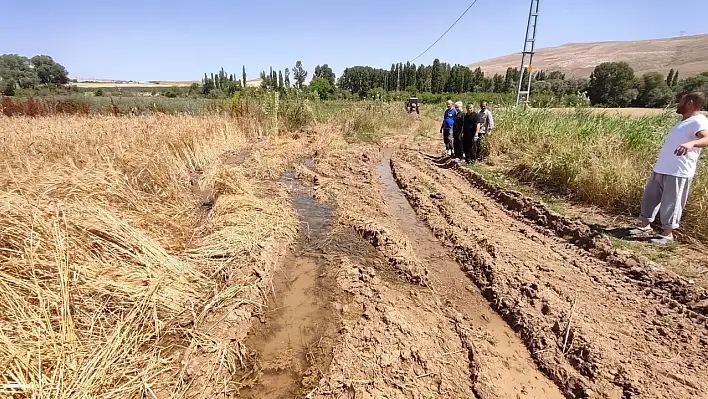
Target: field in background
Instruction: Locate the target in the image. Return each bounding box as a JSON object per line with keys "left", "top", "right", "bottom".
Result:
{"left": 75, "top": 81, "right": 196, "bottom": 88}
{"left": 74, "top": 79, "right": 262, "bottom": 88}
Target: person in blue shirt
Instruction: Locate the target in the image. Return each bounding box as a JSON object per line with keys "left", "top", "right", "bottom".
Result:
{"left": 440, "top": 100, "right": 456, "bottom": 156}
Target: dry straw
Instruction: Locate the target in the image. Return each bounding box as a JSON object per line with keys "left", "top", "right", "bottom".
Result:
{"left": 0, "top": 114, "right": 297, "bottom": 397}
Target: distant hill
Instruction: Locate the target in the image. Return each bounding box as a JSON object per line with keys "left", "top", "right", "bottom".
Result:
{"left": 469, "top": 34, "right": 708, "bottom": 78}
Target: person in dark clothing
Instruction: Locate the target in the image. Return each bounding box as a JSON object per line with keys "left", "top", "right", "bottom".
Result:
{"left": 462, "top": 104, "right": 481, "bottom": 164}
{"left": 452, "top": 101, "right": 465, "bottom": 160}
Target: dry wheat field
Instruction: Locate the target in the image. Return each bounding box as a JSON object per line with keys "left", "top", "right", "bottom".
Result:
{"left": 2, "top": 109, "right": 707, "bottom": 399}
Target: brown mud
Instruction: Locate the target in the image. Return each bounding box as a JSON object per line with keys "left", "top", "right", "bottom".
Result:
{"left": 376, "top": 156, "right": 564, "bottom": 399}
{"left": 443, "top": 156, "right": 708, "bottom": 316}
{"left": 391, "top": 150, "right": 708, "bottom": 398}
{"left": 239, "top": 170, "right": 339, "bottom": 398}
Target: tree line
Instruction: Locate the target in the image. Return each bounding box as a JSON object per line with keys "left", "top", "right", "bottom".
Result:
{"left": 0, "top": 54, "right": 69, "bottom": 95}
{"left": 2, "top": 51, "right": 707, "bottom": 109}
{"left": 337, "top": 58, "right": 708, "bottom": 109}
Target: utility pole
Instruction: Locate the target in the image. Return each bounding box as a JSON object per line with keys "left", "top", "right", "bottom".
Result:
{"left": 516, "top": 0, "right": 540, "bottom": 106}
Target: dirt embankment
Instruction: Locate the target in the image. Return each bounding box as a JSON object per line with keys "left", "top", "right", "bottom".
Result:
{"left": 390, "top": 150, "right": 708, "bottom": 398}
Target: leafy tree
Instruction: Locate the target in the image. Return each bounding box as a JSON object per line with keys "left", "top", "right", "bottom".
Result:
{"left": 189, "top": 82, "right": 199, "bottom": 95}
{"left": 1, "top": 78, "right": 16, "bottom": 96}
{"left": 163, "top": 86, "right": 181, "bottom": 98}
{"left": 672, "top": 71, "right": 679, "bottom": 87}
{"left": 30, "top": 55, "right": 69, "bottom": 85}
{"left": 531, "top": 80, "right": 553, "bottom": 95}
{"left": 492, "top": 74, "right": 504, "bottom": 93}
{"left": 666, "top": 69, "right": 675, "bottom": 87}
{"left": 502, "top": 67, "right": 520, "bottom": 93}
{"left": 635, "top": 72, "right": 673, "bottom": 108}
{"left": 587, "top": 62, "right": 638, "bottom": 107}
{"left": 0, "top": 54, "right": 39, "bottom": 88}
{"left": 284, "top": 68, "right": 291, "bottom": 88}
{"left": 469, "top": 67, "right": 485, "bottom": 92}
{"left": 314, "top": 64, "right": 335, "bottom": 86}
{"left": 308, "top": 77, "right": 335, "bottom": 99}
{"left": 293, "top": 61, "right": 307, "bottom": 89}
{"left": 278, "top": 71, "right": 284, "bottom": 89}
{"left": 676, "top": 72, "right": 708, "bottom": 108}
{"left": 481, "top": 76, "right": 494, "bottom": 92}
{"left": 242, "top": 66, "right": 247, "bottom": 88}
{"left": 202, "top": 73, "right": 215, "bottom": 95}
{"left": 430, "top": 59, "right": 443, "bottom": 94}
{"left": 94, "top": 88, "right": 104, "bottom": 97}
{"left": 207, "top": 88, "right": 226, "bottom": 99}
{"left": 547, "top": 71, "right": 566, "bottom": 80}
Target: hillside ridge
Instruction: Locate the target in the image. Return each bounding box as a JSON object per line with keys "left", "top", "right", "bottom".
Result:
{"left": 469, "top": 34, "right": 708, "bottom": 78}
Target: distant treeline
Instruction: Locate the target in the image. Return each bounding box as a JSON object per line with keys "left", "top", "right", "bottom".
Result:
{"left": 337, "top": 59, "right": 708, "bottom": 109}
{"left": 2, "top": 51, "right": 707, "bottom": 109}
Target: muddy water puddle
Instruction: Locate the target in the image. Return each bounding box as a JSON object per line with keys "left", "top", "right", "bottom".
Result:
{"left": 240, "top": 170, "right": 336, "bottom": 398}
{"left": 377, "top": 156, "right": 565, "bottom": 398}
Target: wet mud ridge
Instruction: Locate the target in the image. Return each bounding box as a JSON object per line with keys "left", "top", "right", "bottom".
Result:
{"left": 390, "top": 151, "right": 708, "bottom": 398}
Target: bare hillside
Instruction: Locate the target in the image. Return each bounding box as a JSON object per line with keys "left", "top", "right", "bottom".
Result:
{"left": 469, "top": 34, "right": 708, "bottom": 78}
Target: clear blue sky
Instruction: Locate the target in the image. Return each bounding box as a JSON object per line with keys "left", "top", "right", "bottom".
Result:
{"left": 2, "top": 0, "right": 707, "bottom": 81}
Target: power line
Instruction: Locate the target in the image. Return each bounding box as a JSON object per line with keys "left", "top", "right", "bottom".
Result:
{"left": 409, "top": 0, "right": 481, "bottom": 63}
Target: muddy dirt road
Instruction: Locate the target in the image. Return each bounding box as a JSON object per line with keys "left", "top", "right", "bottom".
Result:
{"left": 220, "top": 126, "right": 708, "bottom": 399}
{"left": 391, "top": 150, "right": 708, "bottom": 398}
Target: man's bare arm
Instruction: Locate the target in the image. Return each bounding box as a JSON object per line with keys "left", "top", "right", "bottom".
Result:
{"left": 675, "top": 130, "right": 708, "bottom": 155}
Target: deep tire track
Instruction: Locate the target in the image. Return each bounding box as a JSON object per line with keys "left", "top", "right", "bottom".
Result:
{"left": 391, "top": 152, "right": 708, "bottom": 399}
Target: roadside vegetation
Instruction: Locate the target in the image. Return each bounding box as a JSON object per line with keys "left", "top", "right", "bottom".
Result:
{"left": 487, "top": 108, "right": 708, "bottom": 240}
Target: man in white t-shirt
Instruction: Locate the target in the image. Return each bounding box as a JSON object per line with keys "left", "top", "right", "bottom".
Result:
{"left": 630, "top": 92, "right": 708, "bottom": 245}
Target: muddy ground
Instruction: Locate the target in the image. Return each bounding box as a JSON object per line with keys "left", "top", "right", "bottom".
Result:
{"left": 191, "top": 124, "right": 708, "bottom": 399}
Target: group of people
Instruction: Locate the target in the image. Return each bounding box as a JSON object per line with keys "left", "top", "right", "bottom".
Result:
{"left": 440, "top": 100, "right": 494, "bottom": 164}
{"left": 434, "top": 92, "right": 708, "bottom": 247}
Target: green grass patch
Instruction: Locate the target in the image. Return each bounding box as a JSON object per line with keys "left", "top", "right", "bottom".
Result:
{"left": 608, "top": 236, "right": 677, "bottom": 264}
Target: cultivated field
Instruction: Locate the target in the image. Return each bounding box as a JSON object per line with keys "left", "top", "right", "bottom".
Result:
{"left": 1, "top": 103, "right": 707, "bottom": 398}
{"left": 74, "top": 79, "right": 263, "bottom": 88}
{"left": 75, "top": 81, "right": 197, "bottom": 88}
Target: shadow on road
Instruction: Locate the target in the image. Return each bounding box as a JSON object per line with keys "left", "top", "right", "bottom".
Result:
{"left": 588, "top": 224, "right": 657, "bottom": 242}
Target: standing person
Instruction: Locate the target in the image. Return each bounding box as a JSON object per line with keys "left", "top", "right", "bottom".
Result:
{"left": 629, "top": 92, "right": 708, "bottom": 245}
{"left": 462, "top": 104, "right": 481, "bottom": 164}
{"left": 440, "top": 100, "right": 456, "bottom": 156}
{"left": 452, "top": 101, "right": 465, "bottom": 161}
{"left": 475, "top": 101, "right": 495, "bottom": 161}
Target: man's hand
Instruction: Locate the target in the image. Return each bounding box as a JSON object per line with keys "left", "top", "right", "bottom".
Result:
{"left": 675, "top": 141, "right": 696, "bottom": 156}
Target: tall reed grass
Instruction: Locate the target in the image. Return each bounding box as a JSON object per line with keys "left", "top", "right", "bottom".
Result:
{"left": 488, "top": 108, "right": 708, "bottom": 240}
